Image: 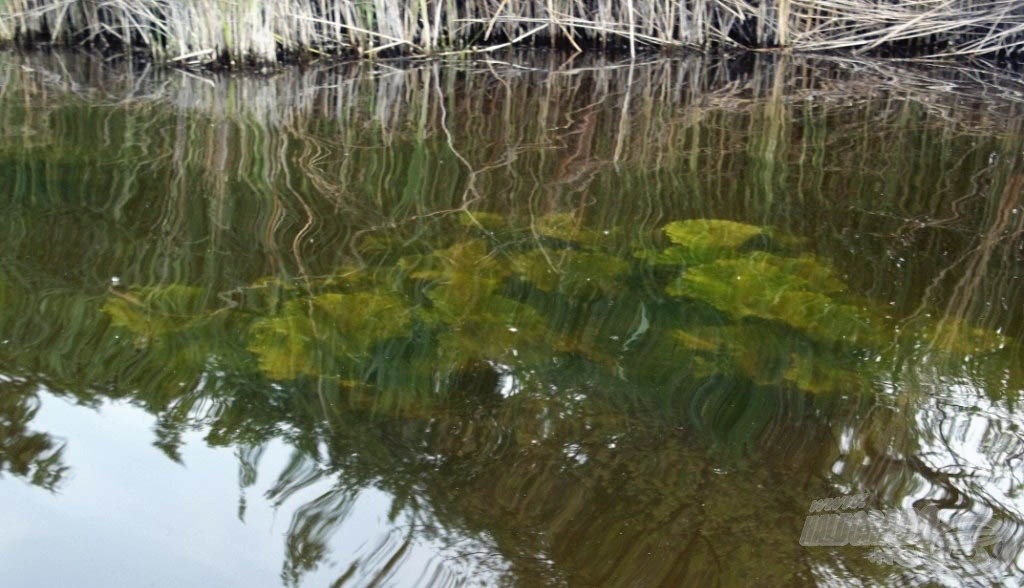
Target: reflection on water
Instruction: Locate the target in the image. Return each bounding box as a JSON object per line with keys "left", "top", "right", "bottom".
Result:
{"left": 1, "top": 51, "right": 1024, "bottom": 586}
{"left": 2, "top": 393, "right": 491, "bottom": 587}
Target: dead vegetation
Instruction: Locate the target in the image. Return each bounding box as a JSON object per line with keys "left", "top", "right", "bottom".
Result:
{"left": 1, "top": 1, "right": 1024, "bottom": 66}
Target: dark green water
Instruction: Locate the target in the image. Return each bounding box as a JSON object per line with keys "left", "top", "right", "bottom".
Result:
{"left": 2, "top": 52, "right": 1024, "bottom": 587}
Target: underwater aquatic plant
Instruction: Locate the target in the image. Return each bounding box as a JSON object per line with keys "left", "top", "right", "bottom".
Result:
{"left": 96, "top": 217, "right": 1015, "bottom": 398}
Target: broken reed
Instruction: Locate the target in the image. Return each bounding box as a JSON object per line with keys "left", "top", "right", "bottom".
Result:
{"left": 2, "top": 0, "right": 1024, "bottom": 66}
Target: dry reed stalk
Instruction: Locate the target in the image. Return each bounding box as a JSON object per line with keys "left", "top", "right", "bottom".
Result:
{"left": 1, "top": 1, "right": 1023, "bottom": 66}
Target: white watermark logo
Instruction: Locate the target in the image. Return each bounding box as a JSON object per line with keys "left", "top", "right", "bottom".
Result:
{"left": 800, "top": 493, "right": 1022, "bottom": 572}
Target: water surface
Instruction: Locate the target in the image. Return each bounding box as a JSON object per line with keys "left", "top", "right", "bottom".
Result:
{"left": 1, "top": 51, "right": 1024, "bottom": 586}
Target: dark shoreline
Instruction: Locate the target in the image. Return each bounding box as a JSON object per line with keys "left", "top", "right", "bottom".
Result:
{"left": 4, "top": 41, "right": 1024, "bottom": 76}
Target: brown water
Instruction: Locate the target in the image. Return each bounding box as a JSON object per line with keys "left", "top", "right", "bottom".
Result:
{"left": 1, "top": 51, "right": 1023, "bottom": 587}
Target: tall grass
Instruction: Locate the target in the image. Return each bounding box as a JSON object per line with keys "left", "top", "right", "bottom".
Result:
{"left": 2, "top": 1, "right": 1024, "bottom": 66}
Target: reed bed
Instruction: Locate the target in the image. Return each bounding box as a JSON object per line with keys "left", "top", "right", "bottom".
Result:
{"left": 2, "top": 1, "right": 1024, "bottom": 66}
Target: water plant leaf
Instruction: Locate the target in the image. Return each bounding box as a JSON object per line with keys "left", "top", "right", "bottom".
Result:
{"left": 662, "top": 219, "right": 765, "bottom": 262}
{"left": 673, "top": 323, "right": 869, "bottom": 394}
{"left": 431, "top": 293, "right": 550, "bottom": 365}
{"left": 103, "top": 285, "right": 207, "bottom": 341}
{"left": 356, "top": 233, "right": 405, "bottom": 257}
{"left": 459, "top": 211, "right": 507, "bottom": 231}
{"left": 667, "top": 252, "right": 879, "bottom": 346}
{"left": 244, "top": 287, "right": 414, "bottom": 382}
{"left": 311, "top": 290, "right": 412, "bottom": 353}
{"left": 782, "top": 350, "right": 865, "bottom": 394}
{"left": 401, "top": 239, "right": 508, "bottom": 286}
{"left": 536, "top": 213, "right": 601, "bottom": 245}
{"left": 510, "top": 249, "right": 629, "bottom": 295}
{"left": 246, "top": 303, "right": 317, "bottom": 380}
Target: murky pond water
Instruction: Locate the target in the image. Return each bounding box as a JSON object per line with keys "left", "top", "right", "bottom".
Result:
{"left": 2, "top": 51, "right": 1024, "bottom": 587}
